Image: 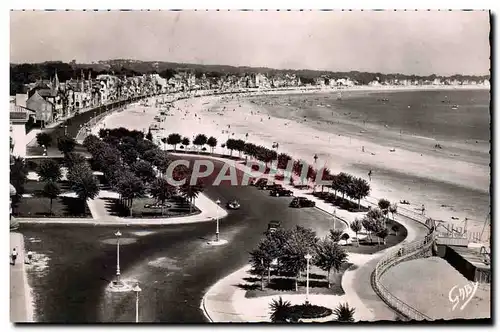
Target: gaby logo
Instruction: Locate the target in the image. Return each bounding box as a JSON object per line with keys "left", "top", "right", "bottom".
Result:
{"left": 448, "top": 281, "right": 479, "bottom": 311}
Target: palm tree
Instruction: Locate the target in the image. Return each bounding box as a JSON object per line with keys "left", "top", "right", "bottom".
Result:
{"left": 329, "top": 229, "right": 343, "bottom": 243}
{"left": 42, "top": 181, "right": 60, "bottom": 215}
{"left": 179, "top": 179, "right": 204, "bottom": 213}
{"left": 334, "top": 303, "right": 355, "bottom": 322}
{"left": 269, "top": 297, "right": 292, "bottom": 323}
{"left": 149, "top": 178, "right": 176, "bottom": 215}
{"left": 314, "top": 238, "right": 348, "bottom": 288}
{"left": 350, "top": 219, "right": 362, "bottom": 247}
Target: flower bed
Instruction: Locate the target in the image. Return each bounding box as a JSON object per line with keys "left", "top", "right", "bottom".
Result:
{"left": 286, "top": 304, "right": 333, "bottom": 321}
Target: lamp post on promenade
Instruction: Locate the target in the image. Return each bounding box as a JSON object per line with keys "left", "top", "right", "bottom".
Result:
{"left": 215, "top": 199, "right": 221, "bottom": 241}
{"left": 304, "top": 253, "right": 312, "bottom": 305}
{"left": 133, "top": 282, "right": 142, "bottom": 323}
{"left": 115, "top": 231, "right": 122, "bottom": 285}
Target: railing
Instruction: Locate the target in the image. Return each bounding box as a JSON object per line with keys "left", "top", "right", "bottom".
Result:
{"left": 371, "top": 229, "right": 435, "bottom": 321}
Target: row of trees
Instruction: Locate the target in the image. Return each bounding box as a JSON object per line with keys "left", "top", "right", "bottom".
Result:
{"left": 159, "top": 133, "right": 218, "bottom": 153}
{"left": 249, "top": 225, "right": 348, "bottom": 292}
{"left": 85, "top": 127, "right": 205, "bottom": 215}
{"left": 36, "top": 132, "right": 78, "bottom": 155}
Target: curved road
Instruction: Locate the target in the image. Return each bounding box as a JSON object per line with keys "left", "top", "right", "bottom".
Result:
{"left": 21, "top": 157, "right": 340, "bottom": 323}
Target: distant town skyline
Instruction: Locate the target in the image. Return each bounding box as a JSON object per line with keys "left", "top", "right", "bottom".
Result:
{"left": 10, "top": 10, "right": 491, "bottom": 76}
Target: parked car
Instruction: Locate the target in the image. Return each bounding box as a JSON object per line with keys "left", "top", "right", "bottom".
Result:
{"left": 270, "top": 188, "right": 293, "bottom": 197}
{"left": 267, "top": 220, "right": 281, "bottom": 233}
{"left": 253, "top": 178, "right": 268, "bottom": 188}
{"left": 289, "top": 197, "right": 316, "bottom": 208}
{"left": 262, "top": 183, "right": 282, "bottom": 191}
{"left": 227, "top": 200, "right": 241, "bottom": 210}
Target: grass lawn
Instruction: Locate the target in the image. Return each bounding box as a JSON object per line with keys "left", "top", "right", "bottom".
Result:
{"left": 102, "top": 196, "right": 201, "bottom": 218}
{"left": 13, "top": 196, "right": 91, "bottom": 218}
{"left": 310, "top": 191, "right": 370, "bottom": 213}
{"left": 241, "top": 263, "right": 352, "bottom": 299}
{"left": 344, "top": 219, "right": 408, "bottom": 254}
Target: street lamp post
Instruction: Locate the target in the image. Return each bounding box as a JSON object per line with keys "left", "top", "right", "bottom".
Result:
{"left": 115, "top": 231, "right": 122, "bottom": 284}
{"left": 215, "top": 199, "right": 221, "bottom": 241}
{"left": 133, "top": 282, "right": 142, "bottom": 323}
{"left": 304, "top": 253, "right": 312, "bottom": 305}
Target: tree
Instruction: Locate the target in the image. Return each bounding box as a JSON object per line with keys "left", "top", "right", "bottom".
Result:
{"left": 10, "top": 157, "right": 28, "bottom": 213}
{"left": 36, "top": 132, "right": 52, "bottom": 148}
{"left": 149, "top": 178, "right": 177, "bottom": 215}
{"left": 269, "top": 297, "right": 292, "bottom": 323}
{"left": 167, "top": 133, "right": 182, "bottom": 151}
{"left": 116, "top": 174, "right": 146, "bottom": 216}
{"left": 37, "top": 159, "right": 62, "bottom": 182}
{"left": 378, "top": 198, "right": 391, "bottom": 221}
{"left": 57, "top": 136, "right": 77, "bottom": 154}
{"left": 67, "top": 162, "right": 100, "bottom": 204}
{"left": 181, "top": 137, "right": 190, "bottom": 147}
{"left": 226, "top": 138, "right": 237, "bottom": 156}
{"left": 351, "top": 177, "right": 371, "bottom": 209}
{"left": 391, "top": 225, "right": 400, "bottom": 236}
{"left": 377, "top": 227, "right": 389, "bottom": 245}
{"left": 350, "top": 219, "right": 362, "bottom": 247}
{"left": 329, "top": 229, "right": 343, "bottom": 243}
{"left": 389, "top": 203, "right": 398, "bottom": 220}
{"left": 146, "top": 129, "right": 153, "bottom": 141}
{"left": 314, "top": 239, "right": 348, "bottom": 288}
{"left": 207, "top": 136, "right": 218, "bottom": 154}
{"left": 179, "top": 178, "right": 204, "bottom": 213}
{"left": 64, "top": 152, "right": 87, "bottom": 169}
{"left": 334, "top": 303, "right": 355, "bottom": 322}
{"left": 341, "top": 233, "right": 350, "bottom": 245}
{"left": 193, "top": 134, "right": 208, "bottom": 152}
{"left": 361, "top": 217, "right": 375, "bottom": 243}
{"left": 42, "top": 181, "right": 60, "bottom": 215}
{"left": 131, "top": 160, "right": 157, "bottom": 184}
{"left": 280, "top": 226, "right": 318, "bottom": 291}
{"left": 367, "top": 207, "right": 386, "bottom": 229}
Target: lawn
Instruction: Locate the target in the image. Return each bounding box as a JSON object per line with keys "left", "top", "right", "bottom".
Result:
{"left": 343, "top": 219, "right": 408, "bottom": 255}
{"left": 241, "top": 263, "right": 352, "bottom": 299}
{"left": 102, "top": 196, "right": 201, "bottom": 218}
{"left": 13, "top": 196, "right": 91, "bottom": 218}
{"left": 310, "top": 191, "right": 370, "bottom": 213}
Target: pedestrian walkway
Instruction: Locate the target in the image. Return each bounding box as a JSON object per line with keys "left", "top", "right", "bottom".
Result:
{"left": 10, "top": 232, "right": 34, "bottom": 323}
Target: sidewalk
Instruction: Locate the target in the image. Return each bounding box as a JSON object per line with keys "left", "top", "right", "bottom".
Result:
{"left": 10, "top": 232, "right": 35, "bottom": 323}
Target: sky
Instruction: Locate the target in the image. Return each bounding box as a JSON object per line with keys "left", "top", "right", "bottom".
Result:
{"left": 9, "top": 10, "right": 491, "bottom": 76}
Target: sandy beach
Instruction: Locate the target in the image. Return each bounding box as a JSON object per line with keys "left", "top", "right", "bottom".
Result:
{"left": 96, "top": 86, "right": 490, "bottom": 236}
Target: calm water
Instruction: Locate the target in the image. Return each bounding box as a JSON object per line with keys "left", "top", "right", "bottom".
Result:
{"left": 251, "top": 89, "right": 491, "bottom": 142}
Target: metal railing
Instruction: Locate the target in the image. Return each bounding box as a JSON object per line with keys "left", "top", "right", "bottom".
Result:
{"left": 371, "top": 215, "right": 436, "bottom": 321}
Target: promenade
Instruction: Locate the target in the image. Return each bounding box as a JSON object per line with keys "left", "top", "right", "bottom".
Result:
{"left": 10, "top": 232, "right": 34, "bottom": 323}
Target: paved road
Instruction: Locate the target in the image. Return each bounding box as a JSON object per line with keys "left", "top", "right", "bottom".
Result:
{"left": 20, "top": 158, "right": 338, "bottom": 323}
{"left": 26, "top": 97, "right": 144, "bottom": 157}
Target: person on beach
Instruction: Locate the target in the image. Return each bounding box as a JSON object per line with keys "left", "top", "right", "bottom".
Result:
{"left": 11, "top": 248, "right": 17, "bottom": 266}
{"left": 362, "top": 146, "right": 365, "bottom": 152}
{"left": 421, "top": 204, "right": 426, "bottom": 215}
{"left": 368, "top": 170, "right": 372, "bottom": 181}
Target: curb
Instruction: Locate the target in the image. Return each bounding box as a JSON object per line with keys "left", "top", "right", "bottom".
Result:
{"left": 200, "top": 293, "right": 214, "bottom": 323}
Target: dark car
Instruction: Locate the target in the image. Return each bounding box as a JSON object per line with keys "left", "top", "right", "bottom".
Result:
{"left": 227, "top": 200, "right": 241, "bottom": 210}
{"left": 262, "top": 183, "right": 282, "bottom": 191}
{"left": 289, "top": 197, "right": 316, "bottom": 208}
{"left": 254, "top": 178, "right": 268, "bottom": 188}
{"left": 267, "top": 220, "right": 281, "bottom": 233}
{"left": 270, "top": 188, "right": 293, "bottom": 197}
